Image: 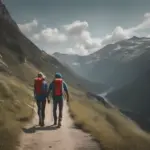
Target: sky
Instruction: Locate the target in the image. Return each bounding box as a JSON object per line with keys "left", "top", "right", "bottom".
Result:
{"left": 3, "top": 0, "right": 150, "bottom": 55}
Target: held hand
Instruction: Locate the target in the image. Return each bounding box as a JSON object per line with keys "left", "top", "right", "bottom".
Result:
{"left": 47, "top": 99, "right": 50, "bottom": 104}
{"left": 66, "top": 97, "right": 69, "bottom": 103}
{"left": 66, "top": 93, "right": 69, "bottom": 103}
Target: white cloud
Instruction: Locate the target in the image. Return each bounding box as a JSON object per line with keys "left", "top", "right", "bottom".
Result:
{"left": 79, "top": 31, "right": 102, "bottom": 50}
{"left": 66, "top": 44, "right": 90, "bottom": 56}
{"left": 19, "top": 12, "right": 150, "bottom": 55}
{"left": 66, "top": 48, "right": 76, "bottom": 54}
{"left": 65, "top": 44, "right": 89, "bottom": 56}
{"left": 101, "top": 26, "right": 132, "bottom": 45}
{"left": 75, "top": 44, "right": 89, "bottom": 55}
{"left": 144, "top": 13, "right": 150, "bottom": 19}
{"left": 147, "top": 35, "right": 150, "bottom": 38}
{"left": 18, "top": 19, "right": 38, "bottom": 33}
{"left": 63, "top": 12, "right": 150, "bottom": 55}
{"left": 64, "top": 20, "right": 88, "bottom": 36}
{"left": 100, "top": 12, "right": 150, "bottom": 46}
{"left": 129, "top": 15, "right": 150, "bottom": 32}
{"left": 32, "top": 28, "right": 67, "bottom": 44}
{"left": 64, "top": 21, "right": 102, "bottom": 53}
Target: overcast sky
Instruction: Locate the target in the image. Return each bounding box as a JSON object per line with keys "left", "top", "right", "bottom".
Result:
{"left": 3, "top": 0, "right": 150, "bottom": 55}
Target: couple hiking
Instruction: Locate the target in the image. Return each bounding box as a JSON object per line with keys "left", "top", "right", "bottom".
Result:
{"left": 34, "top": 72, "right": 69, "bottom": 128}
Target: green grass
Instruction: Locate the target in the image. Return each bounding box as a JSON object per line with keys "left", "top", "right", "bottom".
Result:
{"left": 69, "top": 91, "right": 150, "bottom": 150}
{"left": 0, "top": 75, "right": 33, "bottom": 150}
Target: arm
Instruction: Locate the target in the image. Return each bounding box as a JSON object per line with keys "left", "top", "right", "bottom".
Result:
{"left": 47, "top": 81, "right": 53, "bottom": 102}
{"left": 42, "top": 81, "right": 48, "bottom": 93}
{"left": 63, "top": 81, "right": 69, "bottom": 102}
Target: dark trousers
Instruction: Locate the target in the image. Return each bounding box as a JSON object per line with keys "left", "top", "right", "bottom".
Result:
{"left": 36, "top": 100, "right": 46, "bottom": 121}
{"left": 53, "top": 99, "right": 63, "bottom": 123}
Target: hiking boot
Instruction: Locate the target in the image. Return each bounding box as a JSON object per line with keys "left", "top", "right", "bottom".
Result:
{"left": 39, "top": 120, "right": 41, "bottom": 126}
{"left": 53, "top": 120, "right": 57, "bottom": 125}
{"left": 57, "top": 121, "right": 61, "bottom": 128}
{"left": 41, "top": 120, "right": 45, "bottom": 127}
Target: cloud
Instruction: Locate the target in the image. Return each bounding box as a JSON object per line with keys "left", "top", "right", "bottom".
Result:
{"left": 64, "top": 21, "right": 102, "bottom": 53}
{"left": 63, "top": 12, "right": 150, "bottom": 55}
{"left": 18, "top": 19, "right": 38, "bottom": 33}
{"left": 147, "top": 35, "right": 150, "bottom": 38}
{"left": 128, "top": 15, "right": 150, "bottom": 32}
{"left": 64, "top": 20, "right": 88, "bottom": 36}
{"left": 66, "top": 45, "right": 89, "bottom": 56}
{"left": 32, "top": 28, "right": 67, "bottom": 44}
{"left": 144, "top": 13, "right": 150, "bottom": 18}
{"left": 75, "top": 44, "right": 89, "bottom": 55}
{"left": 79, "top": 31, "right": 102, "bottom": 50}
{"left": 66, "top": 48, "right": 76, "bottom": 54}
{"left": 19, "top": 12, "right": 150, "bottom": 55}
{"left": 100, "top": 12, "right": 150, "bottom": 46}
{"left": 101, "top": 26, "right": 133, "bottom": 46}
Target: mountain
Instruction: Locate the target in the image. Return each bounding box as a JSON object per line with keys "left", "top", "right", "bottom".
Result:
{"left": 107, "top": 69, "right": 150, "bottom": 118}
{"left": 53, "top": 36, "right": 150, "bottom": 120}
{"left": 0, "top": 2, "right": 107, "bottom": 93}
{"left": 53, "top": 36, "right": 150, "bottom": 88}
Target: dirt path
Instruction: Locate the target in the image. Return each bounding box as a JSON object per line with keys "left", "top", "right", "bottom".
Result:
{"left": 18, "top": 102, "right": 100, "bottom": 150}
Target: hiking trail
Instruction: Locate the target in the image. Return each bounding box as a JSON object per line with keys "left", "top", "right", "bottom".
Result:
{"left": 18, "top": 102, "right": 100, "bottom": 150}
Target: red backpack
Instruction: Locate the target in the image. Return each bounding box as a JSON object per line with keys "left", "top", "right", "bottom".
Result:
{"left": 53, "top": 78, "right": 63, "bottom": 96}
{"left": 34, "top": 77, "right": 44, "bottom": 95}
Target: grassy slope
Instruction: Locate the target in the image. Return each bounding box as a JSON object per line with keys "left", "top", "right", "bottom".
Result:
{"left": 69, "top": 90, "right": 150, "bottom": 150}
{"left": 1, "top": 69, "right": 150, "bottom": 150}
{"left": 0, "top": 74, "right": 33, "bottom": 150}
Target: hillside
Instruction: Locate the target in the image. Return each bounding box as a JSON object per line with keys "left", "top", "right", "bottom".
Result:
{"left": 107, "top": 69, "right": 150, "bottom": 118}
{"left": 53, "top": 36, "right": 150, "bottom": 88}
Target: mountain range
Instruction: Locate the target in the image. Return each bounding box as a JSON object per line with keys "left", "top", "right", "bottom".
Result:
{"left": 53, "top": 36, "right": 150, "bottom": 89}
{"left": 53, "top": 34, "right": 150, "bottom": 118}
{"left": 0, "top": 2, "right": 107, "bottom": 93}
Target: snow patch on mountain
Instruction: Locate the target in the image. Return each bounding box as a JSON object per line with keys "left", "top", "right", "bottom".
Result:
{"left": 114, "top": 44, "right": 121, "bottom": 51}
{"left": 72, "top": 62, "right": 80, "bottom": 66}
{"left": 128, "top": 45, "right": 139, "bottom": 49}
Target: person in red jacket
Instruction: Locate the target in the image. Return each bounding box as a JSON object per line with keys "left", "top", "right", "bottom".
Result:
{"left": 34, "top": 72, "right": 48, "bottom": 126}
{"left": 47, "top": 73, "right": 69, "bottom": 127}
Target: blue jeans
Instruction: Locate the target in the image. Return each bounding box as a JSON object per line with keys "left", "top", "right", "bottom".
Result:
{"left": 53, "top": 96, "right": 63, "bottom": 123}
{"left": 36, "top": 100, "right": 46, "bottom": 121}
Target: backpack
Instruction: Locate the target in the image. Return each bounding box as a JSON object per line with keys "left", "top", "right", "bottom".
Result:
{"left": 53, "top": 78, "right": 63, "bottom": 96}
{"left": 34, "top": 77, "right": 44, "bottom": 95}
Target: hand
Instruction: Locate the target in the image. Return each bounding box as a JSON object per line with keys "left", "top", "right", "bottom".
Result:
{"left": 47, "top": 99, "right": 50, "bottom": 104}
{"left": 66, "top": 98, "right": 69, "bottom": 103}
{"left": 66, "top": 93, "right": 69, "bottom": 103}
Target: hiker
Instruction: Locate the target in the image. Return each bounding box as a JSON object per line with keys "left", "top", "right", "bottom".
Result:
{"left": 47, "top": 72, "right": 69, "bottom": 127}
{"left": 34, "top": 72, "right": 48, "bottom": 126}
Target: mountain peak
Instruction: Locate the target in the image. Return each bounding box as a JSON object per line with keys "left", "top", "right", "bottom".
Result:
{"left": 131, "top": 36, "right": 140, "bottom": 40}
{"left": 53, "top": 52, "right": 61, "bottom": 55}
{"left": 0, "top": 1, "right": 10, "bottom": 19}
{"left": 0, "top": 1, "right": 18, "bottom": 29}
